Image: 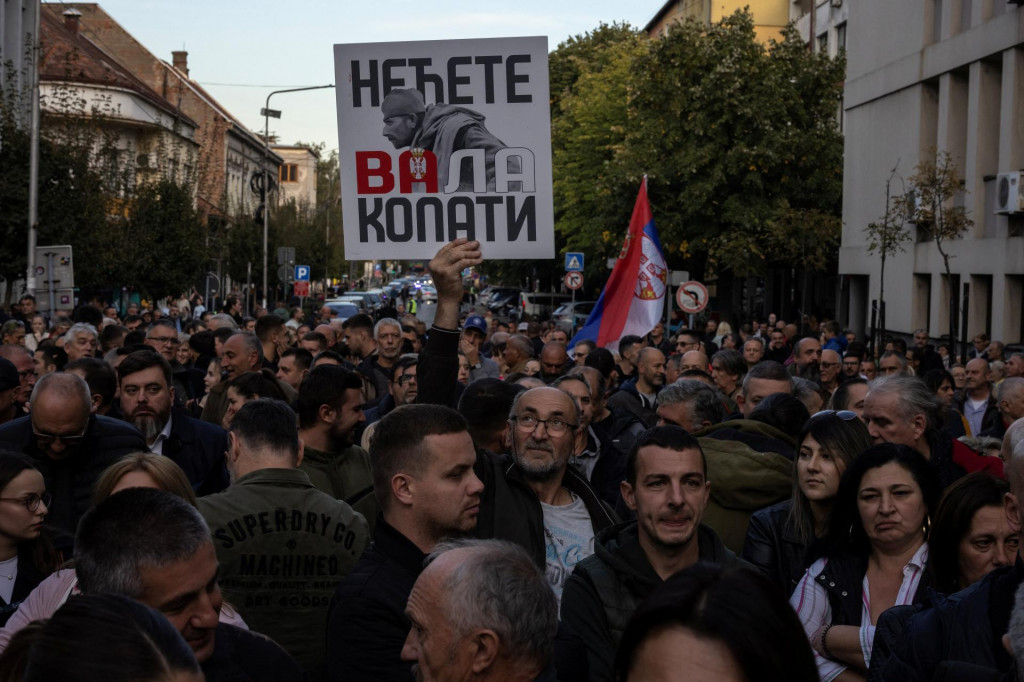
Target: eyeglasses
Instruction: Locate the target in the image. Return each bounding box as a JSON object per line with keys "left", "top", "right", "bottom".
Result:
{"left": 147, "top": 336, "right": 180, "bottom": 346}
{"left": 809, "top": 410, "right": 858, "bottom": 422}
{"left": 0, "top": 491, "right": 51, "bottom": 512}
{"left": 18, "top": 369, "right": 36, "bottom": 379}
{"left": 820, "top": 362, "right": 841, "bottom": 369}
{"left": 394, "top": 374, "right": 417, "bottom": 386}
{"left": 32, "top": 426, "right": 88, "bottom": 447}
{"left": 510, "top": 415, "right": 577, "bottom": 435}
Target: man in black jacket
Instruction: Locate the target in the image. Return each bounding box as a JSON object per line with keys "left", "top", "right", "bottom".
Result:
{"left": 415, "top": 240, "right": 616, "bottom": 603}
{"left": 560, "top": 426, "right": 744, "bottom": 682}
{"left": 326, "top": 403, "right": 483, "bottom": 682}
{"left": 0, "top": 372, "right": 146, "bottom": 546}
{"left": 117, "top": 350, "right": 228, "bottom": 494}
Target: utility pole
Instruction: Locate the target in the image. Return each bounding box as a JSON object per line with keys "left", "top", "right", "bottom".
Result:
{"left": 25, "top": 0, "right": 42, "bottom": 298}
{"left": 261, "top": 83, "right": 334, "bottom": 309}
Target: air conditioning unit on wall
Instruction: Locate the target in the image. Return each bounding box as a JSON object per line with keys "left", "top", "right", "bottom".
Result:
{"left": 995, "top": 171, "right": 1024, "bottom": 214}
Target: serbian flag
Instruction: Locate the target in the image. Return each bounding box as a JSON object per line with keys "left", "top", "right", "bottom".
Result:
{"left": 572, "top": 178, "right": 668, "bottom": 352}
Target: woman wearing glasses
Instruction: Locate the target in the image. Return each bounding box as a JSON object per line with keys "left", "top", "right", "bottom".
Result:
{"left": 743, "top": 410, "right": 871, "bottom": 595}
{"left": 0, "top": 451, "right": 57, "bottom": 627}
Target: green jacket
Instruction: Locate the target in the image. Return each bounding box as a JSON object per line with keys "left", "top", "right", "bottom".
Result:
{"left": 198, "top": 468, "right": 369, "bottom": 678}
{"left": 695, "top": 419, "right": 795, "bottom": 554}
{"left": 299, "top": 444, "right": 379, "bottom": 536}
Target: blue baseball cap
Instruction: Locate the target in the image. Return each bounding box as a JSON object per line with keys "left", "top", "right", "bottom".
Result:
{"left": 464, "top": 315, "right": 487, "bottom": 333}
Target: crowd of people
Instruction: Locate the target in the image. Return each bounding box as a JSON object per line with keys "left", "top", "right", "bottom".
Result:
{"left": 0, "top": 238, "right": 1021, "bottom": 680}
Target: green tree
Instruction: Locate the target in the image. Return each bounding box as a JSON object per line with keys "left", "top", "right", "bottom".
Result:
{"left": 621, "top": 12, "right": 845, "bottom": 278}
{"left": 910, "top": 150, "right": 973, "bottom": 357}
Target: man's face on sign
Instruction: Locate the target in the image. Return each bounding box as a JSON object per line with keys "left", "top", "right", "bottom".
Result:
{"left": 383, "top": 114, "right": 417, "bottom": 149}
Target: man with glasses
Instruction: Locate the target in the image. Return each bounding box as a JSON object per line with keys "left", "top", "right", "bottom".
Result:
{"left": 0, "top": 372, "right": 145, "bottom": 546}
{"left": 818, "top": 349, "right": 843, "bottom": 399}
{"left": 363, "top": 355, "right": 419, "bottom": 430}
{"left": 673, "top": 328, "right": 702, "bottom": 355}
{"left": 480, "top": 385, "right": 616, "bottom": 603}
{"left": 146, "top": 319, "right": 199, "bottom": 408}
{"left": 416, "top": 240, "right": 616, "bottom": 602}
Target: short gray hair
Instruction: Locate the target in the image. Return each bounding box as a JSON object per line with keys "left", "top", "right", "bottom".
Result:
{"left": 658, "top": 380, "right": 723, "bottom": 426}
{"left": 374, "top": 317, "right": 401, "bottom": 339}
{"left": 63, "top": 322, "right": 98, "bottom": 345}
{"left": 75, "top": 488, "right": 210, "bottom": 598}
{"left": 879, "top": 350, "right": 908, "bottom": 373}
{"left": 868, "top": 374, "right": 941, "bottom": 438}
{"left": 209, "top": 313, "right": 239, "bottom": 330}
{"left": 426, "top": 539, "right": 556, "bottom": 669}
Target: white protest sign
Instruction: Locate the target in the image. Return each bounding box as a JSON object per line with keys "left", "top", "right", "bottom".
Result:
{"left": 334, "top": 37, "right": 554, "bottom": 260}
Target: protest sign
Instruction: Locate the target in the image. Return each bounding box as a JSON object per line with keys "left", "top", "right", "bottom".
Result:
{"left": 334, "top": 36, "right": 554, "bottom": 260}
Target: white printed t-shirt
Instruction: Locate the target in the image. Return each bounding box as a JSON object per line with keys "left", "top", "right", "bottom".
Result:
{"left": 541, "top": 494, "right": 595, "bottom": 604}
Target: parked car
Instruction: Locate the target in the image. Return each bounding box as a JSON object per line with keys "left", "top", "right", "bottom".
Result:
{"left": 551, "top": 300, "right": 597, "bottom": 329}
{"left": 520, "top": 292, "right": 571, "bottom": 319}
{"left": 323, "top": 300, "right": 360, "bottom": 321}
{"left": 486, "top": 288, "right": 522, "bottom": 317}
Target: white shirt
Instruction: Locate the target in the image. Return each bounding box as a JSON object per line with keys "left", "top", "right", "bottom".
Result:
{"left": 790, "top": 543, "right": 929, "bottom": 681}
{"left": 149, "top": 413, "right": 174, "bottom": 455}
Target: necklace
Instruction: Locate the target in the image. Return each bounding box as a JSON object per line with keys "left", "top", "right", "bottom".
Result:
{"left": 0, "top": 557, "right": 16, "bottom": 581}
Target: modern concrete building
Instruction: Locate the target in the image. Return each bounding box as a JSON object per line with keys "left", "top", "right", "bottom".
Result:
{"left": 838, "top": 0, "right": 1023, "bottom": 348}
{"left": 791, "top": 0, "right": 850, "bottom": 58}
{"left": 645, "top": 0, "right": 791, "bottom": 42}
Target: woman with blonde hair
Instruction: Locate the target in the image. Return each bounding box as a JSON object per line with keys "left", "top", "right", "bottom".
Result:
{"left": 0, "top": 454, "right": 244, "bottom": 651}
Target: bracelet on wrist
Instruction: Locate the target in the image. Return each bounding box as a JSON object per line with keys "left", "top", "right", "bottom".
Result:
{"left": 820, "top": 623, "right": 835, "bottom": 660}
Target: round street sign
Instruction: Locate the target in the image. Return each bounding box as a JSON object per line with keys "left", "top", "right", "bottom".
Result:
{"left": 564, "top": 271, "right": 584, "bottom": 291}
{"left": 676, "top": 281, "right": 708, "bottom": 313}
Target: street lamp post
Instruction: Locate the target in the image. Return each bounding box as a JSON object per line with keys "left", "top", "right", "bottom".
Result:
{"left": 261, "top": 84, "right": 334, "bottom": 309}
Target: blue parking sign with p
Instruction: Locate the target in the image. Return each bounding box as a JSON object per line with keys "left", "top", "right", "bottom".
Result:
{"left": 295, "top": 265, "right": 310, "bottom": 281}
{"left": 565, "top": 253, "right": 584, "bottom": 272}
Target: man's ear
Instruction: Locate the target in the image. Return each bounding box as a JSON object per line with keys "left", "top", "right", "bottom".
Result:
{"left": 226, "top": 431, "right": 240, "bottom": 464}
{"left": 392, "top": 473, "right": 414, "bottom": 507}
{"left": 89, "top": 392, "right": 102, "bottom": 414}
{"left": 1006, "top": 492, "right": 1021, "bottom": 534}
{"left": 318, "top": 403, "right": 335, "bottom": 424}
{"left": 469, "top": 629, "right": 500, "bottom": 674}
{"left": 621, "top": 480, "right": 637, "bottom": 512}
{"left": 295, "top": 439, "right": 305, "bottom": 468}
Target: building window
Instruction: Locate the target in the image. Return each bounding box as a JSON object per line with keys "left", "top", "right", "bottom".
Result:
{"left": 836, "top": 22, "right": 846, "bottom": 52}
{"left": 279, "top": 164, "right": 298, "bottom": 183}
{"left": 817, "top": 33, "right": 828, "bottom": 54}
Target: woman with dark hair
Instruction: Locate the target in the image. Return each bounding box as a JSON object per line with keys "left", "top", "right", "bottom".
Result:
{"left": 744, "top": 411, "right": 871, "bottom": 595}
{"left": 928, "top": 472, "right": 1018, "bottom": 594}
{"left": 922, "top": 368, "right": 969, "bottom": 439}
{"left": 791, "top": 444, "right": 941, "bottom": 680}
{"left": 0, "top": 452, "right": 57, "bottom": 628}
{"left": 615, "top": 563, "right": 818, "bottom": 682}
{"left": 221, "top": 370, "right": 287, "bottom": 429}
{"left": 0, "top": 593, "right": 201, "bottom": 682}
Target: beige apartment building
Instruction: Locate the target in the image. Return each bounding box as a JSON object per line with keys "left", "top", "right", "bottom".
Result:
{"left": 838, "top": 0, "right": 1023, "bottom": 346}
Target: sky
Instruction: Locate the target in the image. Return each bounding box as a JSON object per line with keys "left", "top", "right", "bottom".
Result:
{"left": 76, "top": 0, "right": 655, "bottom": 153}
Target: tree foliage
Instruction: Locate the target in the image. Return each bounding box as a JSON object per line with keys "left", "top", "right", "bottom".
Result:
{"left": 1, "top": 76, "right": 208, "bottom": 301}
{"left": 910, "top": 150, "right": 972, "bottom": 349}
{"left": 549, "top": 11, "right": 845, "bottom": 290}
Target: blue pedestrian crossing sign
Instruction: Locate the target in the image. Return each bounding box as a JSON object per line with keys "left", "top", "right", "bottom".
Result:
{"left": 295, "top": 265, "right": 311, "bottom": 281}
{"left": 565, "top": 253, "right": 584, "bottom": 272}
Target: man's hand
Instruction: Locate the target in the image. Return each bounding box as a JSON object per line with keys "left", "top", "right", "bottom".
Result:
{"left": 459, "top": 335, "right": 480, "bottom": 365}
{"left": 428, "top": 239, "right": 482, "bottom": 302}
{"left": 428, "top": 239, "right": 482, "bottom": 330}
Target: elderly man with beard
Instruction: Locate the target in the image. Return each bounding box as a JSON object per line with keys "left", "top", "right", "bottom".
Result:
{"left": 117, "top": 350, "right": 229, "bottom": 494}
